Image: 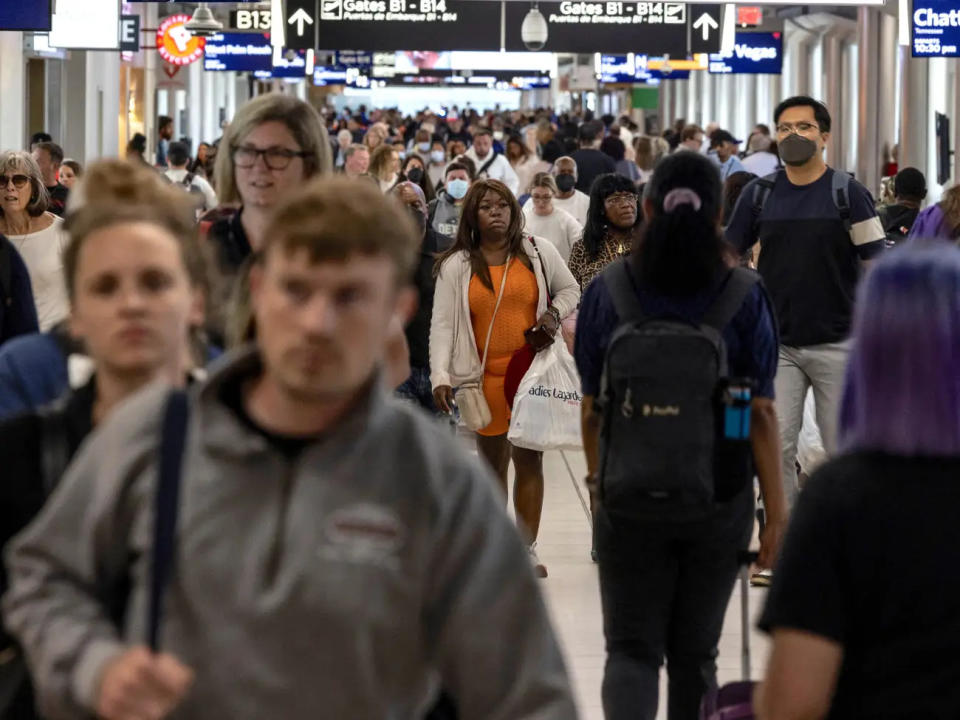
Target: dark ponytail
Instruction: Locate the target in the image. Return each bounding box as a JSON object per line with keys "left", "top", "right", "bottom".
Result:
{"left": 635, "top": 152, "right": 725, "bottom": 296}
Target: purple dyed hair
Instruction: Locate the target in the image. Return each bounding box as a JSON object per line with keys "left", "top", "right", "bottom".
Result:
{"left": 839, "top": 242, "right": 960, "bottom": 456}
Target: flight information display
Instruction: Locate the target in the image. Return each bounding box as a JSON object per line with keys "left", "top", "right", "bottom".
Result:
{"left": 708, "top": 32, "right": 782, "bottom": 74}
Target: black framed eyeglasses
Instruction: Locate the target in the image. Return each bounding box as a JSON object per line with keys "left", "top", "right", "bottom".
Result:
{"left": 232, "top": 145, "right": 309, "bottom": 170}
{"left": 0, "top": 174, "right": 30, "bottom": 189}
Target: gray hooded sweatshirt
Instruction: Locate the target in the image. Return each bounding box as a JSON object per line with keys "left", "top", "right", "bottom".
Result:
{"left": 3, "top": 349, "right": 577, "bottom": 720}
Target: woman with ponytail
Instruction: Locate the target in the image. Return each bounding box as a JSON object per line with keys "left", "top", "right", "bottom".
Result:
{"left": 574, "top": 150, "right": 786, "bottom": 720}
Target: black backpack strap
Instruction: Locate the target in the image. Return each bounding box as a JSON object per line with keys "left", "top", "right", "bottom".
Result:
{"left": 702, "top": 268, "right": 760, "bottom": 333}
{"left": 149, "top": 390, "right": 190, "bottom": 652}
{"left": 750, "top": 172, "right": 779, "bottom": 236}
{"left": 37, "top": 397, "right": 71, "bottom": 496}
{"left": 832, "top": 170, "right": 852, "bottom": 233}
{"left": 601, "top": 258, "right": 645, "bottom": 323}
{"left": 182, "top": 172, "right": 195, "bottom": 187}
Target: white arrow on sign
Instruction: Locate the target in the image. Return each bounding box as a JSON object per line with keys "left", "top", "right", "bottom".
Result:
{"left": 288, "top": 7, "right": 314, "bottom": 36}
{"left": 693, "top": 12, "right": 718, "bottom": 41}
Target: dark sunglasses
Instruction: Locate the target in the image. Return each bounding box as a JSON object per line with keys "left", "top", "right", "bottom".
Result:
{"left": 0, "top": 174, "right": 30, "bottom": 189}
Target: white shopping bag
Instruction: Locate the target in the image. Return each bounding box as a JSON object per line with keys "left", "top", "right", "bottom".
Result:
{"left": 507, "top": 341, "right": 583, "bottom": 451}
{"left": 797, "top": 388, "right": 827, "bottom": 474}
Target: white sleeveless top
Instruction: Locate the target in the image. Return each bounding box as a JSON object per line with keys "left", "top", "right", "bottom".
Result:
{"left": 7, "top": 214, "right": 69, "bottom": 331}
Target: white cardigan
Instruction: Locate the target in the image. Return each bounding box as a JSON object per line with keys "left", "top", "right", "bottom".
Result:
{"left": 429, "top": 235, "right": 580, "bottom": 390}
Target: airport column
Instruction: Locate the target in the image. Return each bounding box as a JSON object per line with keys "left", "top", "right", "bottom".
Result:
{"left": 0, "top": 32, "right": 25, "bottom": 150}
{"left": 898, "top": 46, "right": 928, "bottom": 176}
{"left": 856, "top": 7, "right": 882, "bottom": 193}
{"left": 877, "top": 12, "right": 898, "bottom": 177}
{"left": 144, "top": 2, "right": 158, "bottom": 164}
{"left": 188, "top": 59, "right": 202, "bottom": 152}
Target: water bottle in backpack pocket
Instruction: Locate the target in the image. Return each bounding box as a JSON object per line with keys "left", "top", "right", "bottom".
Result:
{"left": 596, "top": 260, "right": 759, "bottom": 519}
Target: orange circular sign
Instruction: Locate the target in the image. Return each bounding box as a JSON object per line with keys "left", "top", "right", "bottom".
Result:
{"left": 157, "top": 14, "right": 206, "bottom": 66}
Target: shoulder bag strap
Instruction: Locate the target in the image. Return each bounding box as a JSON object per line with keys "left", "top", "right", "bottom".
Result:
{"left": 479, "top": 256, "right": 512, "bottom": 375}
{"left": 477, "top": 152, "right": 499, "bottom": 177}
{"left": 149, "top": 390, "right": 190, "bottom": 652}
{"left": 701, "top": 267, "right": 760, "bottom": 333}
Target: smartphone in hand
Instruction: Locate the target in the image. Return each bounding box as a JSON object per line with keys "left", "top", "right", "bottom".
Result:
{"left": 524, "top": 325, "right": 555, "bottom": 352}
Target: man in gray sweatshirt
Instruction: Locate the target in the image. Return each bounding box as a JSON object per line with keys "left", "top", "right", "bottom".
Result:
{"left": 3, "top": 178, "right": 577, "bottom": 720}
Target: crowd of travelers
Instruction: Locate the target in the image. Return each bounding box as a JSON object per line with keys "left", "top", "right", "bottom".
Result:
{"left": 0, "top": 92, "right": 957, "bottom": 720}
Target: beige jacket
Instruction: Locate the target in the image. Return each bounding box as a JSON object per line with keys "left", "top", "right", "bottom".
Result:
{"left": 429, "top": 235, "right": 580, "bottom": 390}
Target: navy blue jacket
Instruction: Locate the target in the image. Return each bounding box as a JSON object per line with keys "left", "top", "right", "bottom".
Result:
{"left": 0, "top": 236, "right": 39, "bottom": 348}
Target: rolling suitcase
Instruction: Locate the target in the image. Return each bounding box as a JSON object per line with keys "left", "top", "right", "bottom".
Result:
{"left": 700, "top": 551, "right": 760, "bottom": 720}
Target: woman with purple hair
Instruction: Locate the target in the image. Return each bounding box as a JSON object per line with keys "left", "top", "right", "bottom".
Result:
{"left": 756, "top": 242, "right": 960, "bottom": 719}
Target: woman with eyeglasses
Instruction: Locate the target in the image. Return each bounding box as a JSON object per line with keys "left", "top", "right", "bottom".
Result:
{"left": 567, "top": 174, "right": 643, "bottom": 292}
{"left": 0, "top": 150, "right": 69, "bottom": 331}
{"left": 522, "top": 173, "right": 583, "bottom": 263}
{"left": 202, "top": 94, "right": 332, "bottom": 346}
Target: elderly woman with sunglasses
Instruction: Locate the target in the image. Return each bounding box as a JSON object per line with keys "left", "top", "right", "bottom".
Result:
{"left": 0, "top": 150, "right": 69, "bottom": 330}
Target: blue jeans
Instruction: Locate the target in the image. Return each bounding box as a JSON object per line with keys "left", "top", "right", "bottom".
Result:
{"left": 396, "top": 366, "right": 438, "bottom": 413}
{"left": 596, "top": 488, "right": 753, "bottom": 720}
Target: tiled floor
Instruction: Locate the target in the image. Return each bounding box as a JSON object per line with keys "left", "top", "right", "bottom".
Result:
{"left": 513, "top": 449, "right": 771, "bottom": 720}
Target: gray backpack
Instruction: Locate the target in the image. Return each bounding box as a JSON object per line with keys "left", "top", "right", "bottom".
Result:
{"left": 597, "top": 259, "right": 759, "bottom": 517}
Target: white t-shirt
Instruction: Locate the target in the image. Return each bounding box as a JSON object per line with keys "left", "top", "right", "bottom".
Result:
{"left": 524, "top": 189, "right": 590, "bottom": 227}
{"left": 741, "top": 151, "right": 781, "bottom": 178}
{"left": 464, "top": 147, "right": 520, "bottom": 195}
{"left": 522, "top": 206, "right": 583, "bottom": 262}
{"left": 7, "top": 214, "right": 68, "bottom": 331}
{"left": 165, "top": 167, "right": 218, "bottom": 211}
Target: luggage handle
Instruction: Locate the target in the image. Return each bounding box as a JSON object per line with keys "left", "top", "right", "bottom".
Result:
{"left": 737, "top": 550, "right": 759, "bottom": 681}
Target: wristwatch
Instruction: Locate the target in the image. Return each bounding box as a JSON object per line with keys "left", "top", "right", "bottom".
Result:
{"left": 546, "top": 306, "right": 562, "bottom": 327}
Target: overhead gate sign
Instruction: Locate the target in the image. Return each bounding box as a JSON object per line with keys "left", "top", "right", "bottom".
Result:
{"left": 315, "top": 0, "right": 502, "bottom": 50}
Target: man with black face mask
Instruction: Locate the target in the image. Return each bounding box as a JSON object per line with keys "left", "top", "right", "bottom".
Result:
{"left": 725, "top": 96, "right": 885, "bottom": 524}
{"left": 392, "top": 181, "right": 454, "bottom": 412}
{"left": 522, "top": 156, "right": 590, "bottom": 226}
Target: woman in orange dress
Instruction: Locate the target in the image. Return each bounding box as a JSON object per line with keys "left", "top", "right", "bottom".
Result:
{"left": 430, "top": 179, "right": 580, "bottom": 577}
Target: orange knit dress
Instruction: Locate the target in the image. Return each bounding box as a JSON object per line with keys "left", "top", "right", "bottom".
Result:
{"left": 469, "top": 259, "right": 539, "bottom": 437}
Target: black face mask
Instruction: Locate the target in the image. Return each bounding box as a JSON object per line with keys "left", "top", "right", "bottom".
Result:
{"left": 406, "top": 167, "right": 424, "bottom": 184}
{"left": 778, "top": 133, "right": 819, "bottom": 167}
{"left": 555, "top": 173, "right": 576, "bottom": 192}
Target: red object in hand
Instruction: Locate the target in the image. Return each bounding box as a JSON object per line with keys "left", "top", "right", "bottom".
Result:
{"left": 505, "top": 343, "right": 536, "bottom": 410}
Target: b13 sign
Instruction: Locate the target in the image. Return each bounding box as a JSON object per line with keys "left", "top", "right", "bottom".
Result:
{"left": 913, "top": 0, "right": 960, "bottom": 57}
{"left": 708, "top": 31, "right": 781, "bottom": 74}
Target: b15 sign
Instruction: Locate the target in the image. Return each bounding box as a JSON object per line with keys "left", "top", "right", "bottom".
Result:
{"left": 913, "top": 0, "right": 960, "bottom": 57}
{"left": 708, "top": 31, "right": 781, "bottom": 74}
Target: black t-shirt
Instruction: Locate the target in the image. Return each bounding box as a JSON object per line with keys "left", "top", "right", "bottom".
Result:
{"left": 571, "top": 148, "right": 617, "bottom": 194}
{"left": 219, "top": 375, "right": 318, "bottom": 459}
{"left": 759, "top": 451, "right": 960, "bottom": 718}
{"left": 725, "top": 168, "right": 885, "bottom": 347}
{"left": 46, "top": 183, "right": 69, "bottom": 217}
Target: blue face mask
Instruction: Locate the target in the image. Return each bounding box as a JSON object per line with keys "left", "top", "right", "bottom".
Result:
{"left": 447, "top": 179, "right": 469, "bottom": 199}
{"left": 418, "top": 142, "right": 432, "bottom": 153}
{"left": 430, "top": 149, "right": 446, "bottom": 164}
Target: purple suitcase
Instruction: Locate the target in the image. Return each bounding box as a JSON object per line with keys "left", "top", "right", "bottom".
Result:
{"left": 700, "top": 551, "right": 759, "bottom": 720}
